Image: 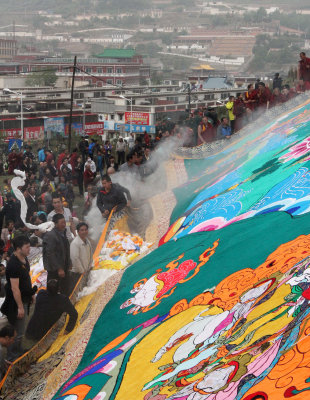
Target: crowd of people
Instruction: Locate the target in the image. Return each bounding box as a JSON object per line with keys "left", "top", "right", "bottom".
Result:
{"left": 171, "top": 51, "right": 310, "bottom": 145}
{"left": 0, "top": 131, "right": 161, "bottom": 375}
{"left": 196, "top": 74, "right": 309, "bottom": 145}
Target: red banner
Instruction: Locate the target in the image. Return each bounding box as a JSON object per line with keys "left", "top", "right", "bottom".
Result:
{"left": 84, "top": 122, "right": 104, "bottom": 135}
{"left": 0, "top": 129, "right": 22, "bottom": 140}
{"left": 24, "top": 126, "right": 44, "bottom": 140}
{"left": 125, "top": 112, "right": 149, "bottom": 125}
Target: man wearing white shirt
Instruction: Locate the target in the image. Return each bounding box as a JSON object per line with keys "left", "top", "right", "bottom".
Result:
{"left": 116, "top": 137, "right": 126, "bottom": 165}
{"left": 127, "top": 133, "right": 135, "bottom": 150}
{"left": 70, "top": 223, "right": 92, "bottom": 288}
{"left": 47, "top": 193, "right": 76, "bottom": 242}
{"left": 70, "top": 222, "right": 92, "bottom": 274}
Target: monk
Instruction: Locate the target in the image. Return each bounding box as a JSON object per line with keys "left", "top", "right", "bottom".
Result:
{"left": 298, "top": 52, "right": 310, "bottom": 83}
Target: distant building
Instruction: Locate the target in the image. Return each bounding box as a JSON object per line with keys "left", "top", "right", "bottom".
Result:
{"left": 0, "top": 38, "right": 17, "bottom": 59}
{"left": 139, "top": 9, "right": 163, "bottom": 18}
{"left": 175, "top": 32, "right": 256, "bottom": 58}
{"left": 0, "top": 49, "right": 150, "bottom": 86}
{"left": 208, "top": 36, "right": 256, "bottom": 58}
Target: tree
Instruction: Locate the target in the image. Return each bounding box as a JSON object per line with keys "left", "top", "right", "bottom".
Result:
{"left": 26, "top": 69, "right": 57, "bottom": 87}
{"left": 151, "top": 71, "right": 163, "bottom": 85}
{"left": 255, "top": 7, "right": 268, "bottom": 23}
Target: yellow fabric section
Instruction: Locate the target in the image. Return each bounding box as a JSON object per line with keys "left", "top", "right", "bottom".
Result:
{"left": 115, "top": 305, "right": 222, "bottom": 400}
{"left": 230, "top": 284, "right": 292, "bottom": 347}
{"left": 38, "top": 293, "right": 95, "bottom": 362}
{"left": 113, "top": 215, "right": 129, "bottom": 232}
{"left": 97, "top": 255, "right": 141, "bottom": 271}
{"left": 96, "top": 260, "right": 124, "bottom": 270}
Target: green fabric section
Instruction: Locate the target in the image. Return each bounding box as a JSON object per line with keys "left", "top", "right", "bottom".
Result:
{"left": 54, "top": 209, "right": 310, "bottom": 398}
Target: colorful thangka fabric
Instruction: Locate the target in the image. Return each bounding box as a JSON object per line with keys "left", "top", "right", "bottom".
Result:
{"left": 54, "top": 98, "right": 310, "bottom": 400}
{"left": 162, "top": 98, "right": 310, "bottom": 244}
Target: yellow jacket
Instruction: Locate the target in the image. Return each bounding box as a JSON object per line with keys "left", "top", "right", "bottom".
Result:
{"left": 226, "top": 101, "right": 235, "bottom": 121}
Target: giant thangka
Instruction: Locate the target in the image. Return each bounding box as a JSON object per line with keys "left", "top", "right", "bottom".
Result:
{"left": 51, "top": 98, "right": 310, "bottom": 399}
{"left": 39, "top": 96, "right": 310, "bottom": 399}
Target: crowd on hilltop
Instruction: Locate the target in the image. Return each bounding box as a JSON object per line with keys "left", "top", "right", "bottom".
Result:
{"left": 193, "top": 77, "right": 300, "bottom": 145}
{"left": 167, "top": 51, "right": 310, "bottom": 146}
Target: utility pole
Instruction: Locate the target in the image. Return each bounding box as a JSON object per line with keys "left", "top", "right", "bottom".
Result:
{"left": 83, "top": 97, "right": 86, "bottom": 133}
{"left": 188, "top": 84, "right": 191, "bottom": 116}
{"left": 20, "top": 91, "right": 24, "bottom": 144}
{"left": 68, "top": 56, "right": 77, "bottom": 153}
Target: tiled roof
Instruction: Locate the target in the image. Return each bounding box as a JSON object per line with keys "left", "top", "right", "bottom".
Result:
{"left": 95, "top": 49, "right": 136, "bottom": 58}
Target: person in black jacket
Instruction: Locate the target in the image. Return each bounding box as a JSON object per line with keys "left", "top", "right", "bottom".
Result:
{"left": 273, "top": 73, "right": 283, "bottom": 90}
{"left": 1, "top": 235, "right": 37, "bottom": 359}
{"left": 79, "top": 137, "right": 88, "bottom": 164}
{"left": 43, "top": 213, "right": 71, "bottom": 295}
{"left": 96, "top": 175, "right": 131, "bottom": 219}
{"left": 25, "top": 185, "right": 38, "bottom": 222}
{"left": 0, "top": 325, "right": 16, "bottom": 378}
{"left": 2, "top": 194, "right": 20, "bottom": 224}
{"left": 75, "top": 155, "right": 84, "bottom": 196}
{"left": 25, "top": 279, "right": 77, "bottom": 348}
{"left": 106, "top": 155, "right": 119, "bottom": 172}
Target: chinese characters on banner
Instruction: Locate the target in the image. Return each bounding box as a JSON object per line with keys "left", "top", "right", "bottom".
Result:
{"left": 115, "top": 123, "right": 156, "bottom": 134}
{"left": 0, "top": 129, "right": 22, "bottom": 142}
{"left": 1, "top": 127, "right": 45, "bottom": 141}
{"left": 24, "top": 126, "right": 44, "bottom": 140}
{"left": 125, "top": 112, "right": 149, "bottom": 125}
{"left": 65, "top": 122, "right": 104, "bottom": 136}
{"left": 84, "top": 122, "right": 104, "bottom": 135}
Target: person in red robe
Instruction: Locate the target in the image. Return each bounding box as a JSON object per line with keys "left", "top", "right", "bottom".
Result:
{"left": 144, "top": 131, "right": 150, "bottom": 147}
{"left": 197, "top": 116, "right": 214, "bottom": 144}
{"left": 56, "top": 150, "right": 68, "bottom": 172}
{"left": 270, "top": 87, "right": 282, "bottom": 107}
{"left": 8, "top": 149, "right": 19, "bottom": 175}
{"left": 257, "top": 82, "right": 272, "bottom": 114}
{"left": 244, "top": 84, "right": 258, "bottom": 121}
{"left": 70, "top": 148, "right": 78, "bottom": 171}
{"left": 233, "top": 93, "right": 246, "bottom": 132}
{"left": 45, "top": 150, "right": 54, "bottom": 165}
{"left": 83, "top": 163, "right": 95, "bottom": 190}
{"left": 298, "top": 52, "right": 310, "bottom": 83}
{"left": 280, "top": 85, "right": 297, "bottom": 103}
{"left": 296, "top": 79, "right": 310, "bottom": 93}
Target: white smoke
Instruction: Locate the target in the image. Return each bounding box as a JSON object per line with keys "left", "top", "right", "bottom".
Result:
{"left": 85, "top": 135, "right": 181, "bottom": 242}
